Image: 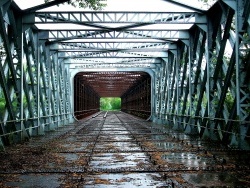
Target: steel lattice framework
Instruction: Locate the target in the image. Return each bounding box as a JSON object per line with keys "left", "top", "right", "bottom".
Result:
{"left": 0, "top": 0, "right": 249, "bottom": 149}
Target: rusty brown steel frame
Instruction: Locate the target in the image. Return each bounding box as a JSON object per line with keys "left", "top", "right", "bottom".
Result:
{"left": 121, "top": 74, "right": 151, "bottom": 119}
{"left": 74, "top": 71, "right": 151, "bottom": 119}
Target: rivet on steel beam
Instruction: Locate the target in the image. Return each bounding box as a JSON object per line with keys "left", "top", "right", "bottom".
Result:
{"left": 163, "top": 173, "right": 167, "bottom": 179}
{"left": 213, "top": 155, "right": 216, "bottom": 160}
{"left": 172, "top": 181, "right": 175, "bottom": 188}
{"left": 221, "top": 165, "right": 224, "bottom": 171}
{"left": 221, "top": 158, "right": 226, "bottom": 164}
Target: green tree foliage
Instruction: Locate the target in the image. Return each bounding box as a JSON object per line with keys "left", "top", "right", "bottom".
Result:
{"left": 225, "top": 92, "right": 234, "bottom": 110}
{"left": 44, "top": 0, "right": 107, "bottom": 10}
{"left": 198, "top": 0, "right": 217, "bottom": 9}
{"left": 100, "top": 97, "right": 121, "bottom": 111}
{"left": 0, "top": 95, "right": 5, "bottom": 114}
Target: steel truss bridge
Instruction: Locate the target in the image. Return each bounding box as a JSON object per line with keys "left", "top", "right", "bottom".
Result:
{"left": 0, "top": 0, "right": 249, "bottom": 149}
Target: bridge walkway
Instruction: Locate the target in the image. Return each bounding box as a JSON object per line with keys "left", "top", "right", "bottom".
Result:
{"left": 0, "top": 111, "right": 249, "bottom": 187}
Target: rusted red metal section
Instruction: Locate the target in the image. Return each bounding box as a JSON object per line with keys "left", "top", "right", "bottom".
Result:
{"left": 76, "top": 72, "right": 149, "bottom": 97}
{"left": 121, "top": 75, "right": 151, "bottom": 119}
{"left": 74, "top": 75, "right": 100, "bottom": 119}
{"left": 74, "top": 71, "right": 151, "bottom": 119}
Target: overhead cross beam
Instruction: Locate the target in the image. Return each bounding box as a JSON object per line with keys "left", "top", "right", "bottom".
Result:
{"left": 24, "top": 12, "right": 205, "bottom": 24}
{"left": 44, "top": 30, "right": 190, "bottom": 41}
{"left": 55, "top": 49, "right": 172, "bottom": 52}
{"left": 28, "top": 11, "right": 205, "bottom": 58}
{"left": 68, "top": 58, "right": 158, "bottom": 64}
{"left": 51, "top": 42, "right": 172, "bottom": 51}
{"left": 59, "top": 52, "right": 168, "bottom": 58}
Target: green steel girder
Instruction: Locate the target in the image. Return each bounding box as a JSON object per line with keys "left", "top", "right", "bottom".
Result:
{"left": 0, "top": 8, "right": 24, "bottom": 143}
{"left": 153, "top": 0, "right": 250, "bottom": 149}
{"left": 181, "top": 77, "right": 190, "bottom": 116}
{"left": 179, "top": 45, "right": 188, "bottom": 97}
{"left": 0, "top": 0, "right": 250, "bottom": 150}
{"left": 0, "top": 10, "right": 20, "bottom": 99}
{"left": 23, "top": 29, "right": 39, "bottom": 129}
{"left": 56, "top": 48, "right": 173, "bottom": 53}
{"left": 29, "top": 12, "right": 203, "bottom": 24}
{"left": 154, "top": 66, "right": 161, "bottom": 118}
{"left": 211, "top": 8, "right": 234, "bottom": 91}
{"left": 1, "top": 0, "right": 11, "bottom": 15}
{"left": 214, "top": 50, "right": 236, "bottom": 138}
{"left": 44, "top": 30, "right": 190, "bottom": 41}
{"left": 177, "top": 44, "right": 189, "bottom": 129}
{"left": 165, "top": 53, "right": 175, "bottom": 116}
{"left": 192, "top": 31, "right": 206, "bottom": 95}
{"left": 0, "top": 59, "right": 15, "bottom": 129}
{"left": 237, "top": 0, "right": 250, "bottom": 136}
{"left": 0, "top": 1, "right": 72, "bottom": 143}
{"left": 23, "top": 11, "right": 204, "bottom": 47}
{"left": 38, "top": 42, "right": 49, "bottom": 117}
{"left": 0, "top": 0, "right": 10, "bottom": 7}
{"left": 50, "top": 54, "right": 59, "bottom": 123}
{"left": 53, "top": 42, "right": 170, "bottom": 51}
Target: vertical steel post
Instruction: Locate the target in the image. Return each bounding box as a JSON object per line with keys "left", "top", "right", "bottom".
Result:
{"left": 234, "top": 0, "right": 243, "bottom": 146}
{"left": 187, "top": 38, "right": 192, "bottom": 132}
{"left": 151, "top": 71, "right": 155, "bottom": 120}
{"left": 235, "top": 0, "right": 240, "bottom": 120}
{"left": 174, "top": 48, "right": 179, "bottom": 129}
{"left": 18, "top": 16, "right": 29, "bottom": 140}
{"left": 20, "top": 17, "right": 24, "bottom": 141}
{"left": 37, "top": 34, "right": 41, "bottom": 135}
{"left": 206, "top": 35, "right": 210, "bottom": 119}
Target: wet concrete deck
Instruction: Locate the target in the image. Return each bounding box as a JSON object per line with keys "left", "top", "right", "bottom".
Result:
{"left": 0, "top": 111, "right": 250, "bottom": 187}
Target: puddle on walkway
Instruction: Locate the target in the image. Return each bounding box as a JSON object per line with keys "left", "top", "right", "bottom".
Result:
{"left": 162, "top": 152, "right": 210, "bottom": 168}
{"left": 83, "top": 173, "right": 167, "bottom": 187}
{"left": 60, "top": 153, "right": 79, "bottom": 161}
{"left": 62, "top": 142, "right": 89, "bottom": 152}
{"left": 6, "top": 174, "right": 63, "bottom": 188}
{"left": 102, "top": 127, "right": 127, "bottom": 131}
{"left": 182, "top": 172, "right": 242, "bottom": 187}
{"left": 95, "top": 142, "right": 140, "bottom": 151}
{"left": 155, "top": 142, "right": 183, "bottom": 149}
{"left": 90, "top": 152, "right": 149, "bottom": 169}
{"left": 98, "top": 135, "right": 134, "bottom": 141}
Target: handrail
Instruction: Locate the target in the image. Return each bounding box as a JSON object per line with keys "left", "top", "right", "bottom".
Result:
{"left": 0, "top": 109, "right": 99, "bottom": 138}
{"left": 103, "top": 111, "right": 108, "bottom": 118}
{"left": 156, "top": 112, "right": 250, "bottom": 138}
